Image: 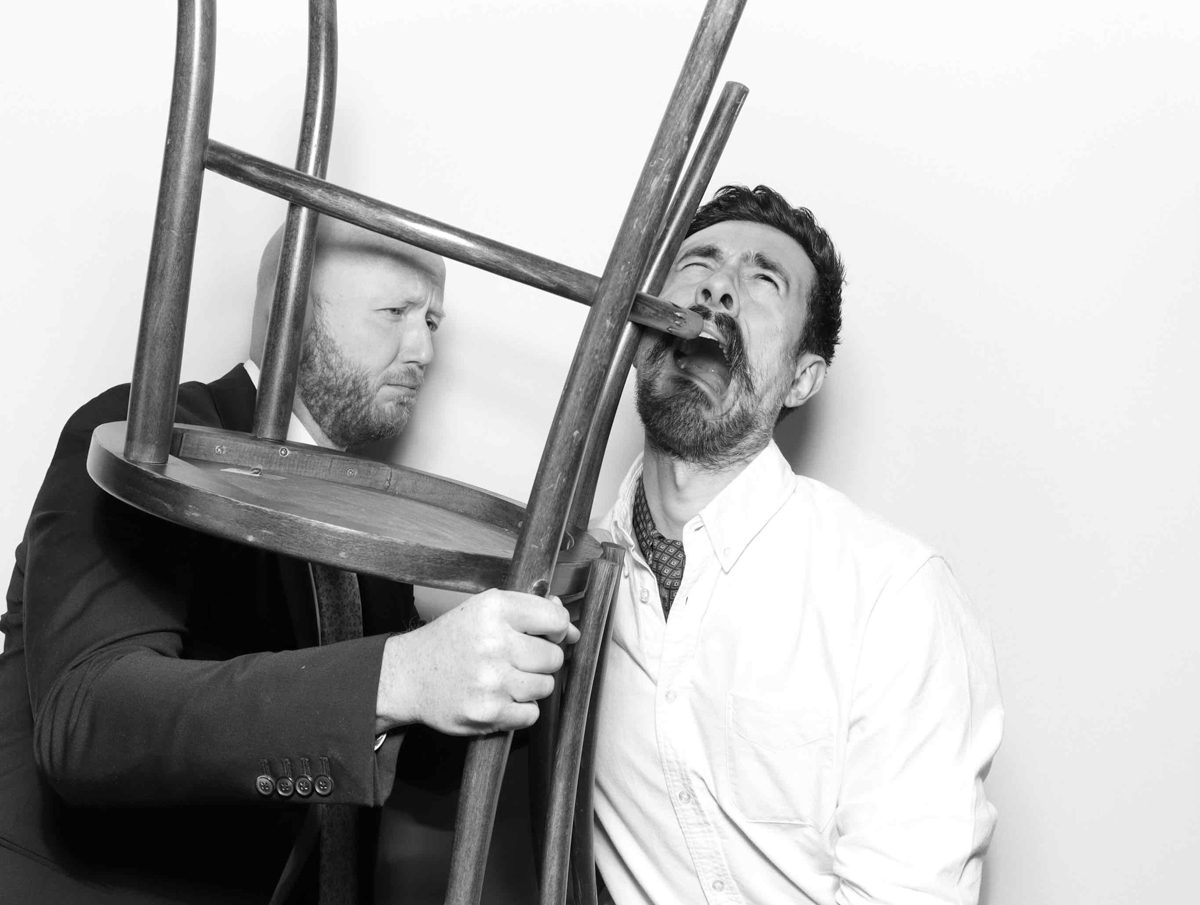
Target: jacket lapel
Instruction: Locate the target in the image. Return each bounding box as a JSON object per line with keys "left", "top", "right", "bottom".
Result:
{"left": 205, "top": 364, "right": 321, "bottom": 648}
{"left": 206, "top": 364, "right": 258, "bottom": 434}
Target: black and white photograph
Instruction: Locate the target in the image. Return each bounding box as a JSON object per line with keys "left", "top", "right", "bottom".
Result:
{"left": 1, "top": 2, "right": 1196, "bottom": 903}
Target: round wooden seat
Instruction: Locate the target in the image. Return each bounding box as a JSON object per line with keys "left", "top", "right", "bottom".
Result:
{"left": 88, "top": 421, "right": 600, "bottom": 597}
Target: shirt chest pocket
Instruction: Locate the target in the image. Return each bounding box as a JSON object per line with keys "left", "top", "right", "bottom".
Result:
{"left": 725, "top": 694, "right": 836, "bottom": 830}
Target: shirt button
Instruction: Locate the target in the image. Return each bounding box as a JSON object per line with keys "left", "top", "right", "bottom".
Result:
{"left": 294, "top": 775, "right": 314, "bottom": 797}
{"left": 314, "top": 775, "right": 334, "bottom": 796}
{"left": 275, "top": 776, "right": 295, "bottom": 797}
{"left": 665, "top": 690, "right": 677, "bottom": 703}
{"left": 255, "top": 774, "right": 275, "bottom": 796}
{"left": 712, "top": 879, "right": 725, "bottom": 892}
{"left": 639, "top": 589, "right": 649, "bottom": 602}
{"left": 678, "top": 790, "right": 691, "bottom": 803}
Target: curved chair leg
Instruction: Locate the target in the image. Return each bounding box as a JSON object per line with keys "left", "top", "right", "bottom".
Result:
{"left": 444, "top": 3, "right": 747, "bottom": 903}
{"left": 536, "top": 77, "right": 749, "bottom": 868}
{"left": 566, "top": 580, "right": 619, "bottom": 905}
{"left": 538, "top": 545, "right": 624, "bottom": 905}
{"left": 567, "top": 80, "right": 750, "bottom": 533}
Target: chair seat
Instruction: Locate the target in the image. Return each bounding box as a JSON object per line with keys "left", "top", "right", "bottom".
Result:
{"left": 87, "top": 421, "right": 600, "bottom": 597}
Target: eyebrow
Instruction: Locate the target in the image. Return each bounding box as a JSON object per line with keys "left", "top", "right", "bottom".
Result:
{"left": 679, "top": 242, "right": 722, "bottom": 262}
{"left": 748, "top": 251, "right": 792, "bottom": 293}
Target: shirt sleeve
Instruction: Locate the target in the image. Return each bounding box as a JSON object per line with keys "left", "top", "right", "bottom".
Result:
{"left": 833, "top": 556, "right": 1004, "bottom": 905}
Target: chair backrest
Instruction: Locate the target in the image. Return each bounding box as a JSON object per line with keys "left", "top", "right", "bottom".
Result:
{"left": 116, "top": 2, "right": 750, "bottom": 902}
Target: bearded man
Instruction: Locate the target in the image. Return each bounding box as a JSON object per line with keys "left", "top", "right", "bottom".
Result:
{"left": 0, "top": 219, "right": 575, "bottom": 903}
{"left": 591, "top": 186, "right": 1004, "bottom": 905}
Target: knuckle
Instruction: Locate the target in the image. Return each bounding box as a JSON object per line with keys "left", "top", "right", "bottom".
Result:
{"left": 466, "top": 696, "right": 502, "bottom": 727}
{"left": 517, "top": 703, "right": 539, "bottom": 729}
{"left": 476, "top": 633, "right": 503, "bottom": 660}
{"left": 477, "top": 664, "right": 503, "bottom": 693}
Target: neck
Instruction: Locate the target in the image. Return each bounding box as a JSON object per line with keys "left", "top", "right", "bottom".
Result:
{"left": 640, "top": 442, "right": 759, "bottom": 539}
{"left": 293, "top": 397, "right": 344, "bottom": 451}
{"left": 248, "top": 354, "right": 343, "bottom": 451}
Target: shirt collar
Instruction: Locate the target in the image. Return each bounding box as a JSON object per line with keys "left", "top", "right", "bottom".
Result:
{"left": 697, "top": 442, "right": 797, "bottom": 571}
{"left": 241, "top": 359, "right": 321, "bottom": 448}
{"left": 611, "top": 441, "right": 798, "bottom": 572}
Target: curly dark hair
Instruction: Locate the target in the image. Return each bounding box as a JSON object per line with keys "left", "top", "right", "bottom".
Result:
{"left": 687, "top": 185, "right": 844, "bottom": 367}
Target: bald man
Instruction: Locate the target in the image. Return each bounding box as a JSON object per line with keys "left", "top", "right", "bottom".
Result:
{"left": 0, "top": 220, "right": 573, "bottom": 903}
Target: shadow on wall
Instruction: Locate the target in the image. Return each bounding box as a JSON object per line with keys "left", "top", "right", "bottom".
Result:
{"left": 980, "top": 866, "right": 994, "bottom": 905}
{"left": 773, "top": 390, "right": 827, "bottom": 477}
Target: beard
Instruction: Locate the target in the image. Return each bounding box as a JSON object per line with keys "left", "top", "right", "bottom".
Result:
{"left": 635, "top": 307, "right": 787, "bottom": 470}
{"left": 296, "top": 313, "right": 422, "bottom": 449}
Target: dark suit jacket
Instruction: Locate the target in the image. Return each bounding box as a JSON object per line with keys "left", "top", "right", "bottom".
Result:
{"left": 0, "top": 365, "right": 441, "bottom": 903}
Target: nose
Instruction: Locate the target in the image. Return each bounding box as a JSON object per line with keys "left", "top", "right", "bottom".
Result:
{"left": 696, "top": 265, "right": 740, "bottom": 318}
{"left": 402, "top": 321, "right": 435, "bottom": 368}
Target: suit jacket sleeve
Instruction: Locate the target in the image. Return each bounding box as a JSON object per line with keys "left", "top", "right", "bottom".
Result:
{"left": 19, "top": 384, "right": 403, "bottom": 808}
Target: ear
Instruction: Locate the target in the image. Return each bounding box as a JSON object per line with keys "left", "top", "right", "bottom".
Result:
{"left": 783, "top": 352, "right": 827, "bottom": 409}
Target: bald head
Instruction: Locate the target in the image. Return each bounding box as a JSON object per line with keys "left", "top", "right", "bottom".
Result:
{"left": 250, "top": 218, "right": 445, "bottom": 366}
{"left": 250, "top": 217, "right": 447, "bottom": 449}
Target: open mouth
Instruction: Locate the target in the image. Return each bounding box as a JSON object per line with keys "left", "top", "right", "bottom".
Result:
{"left": 673, "top": 327, "right": 732, "bottom": 396}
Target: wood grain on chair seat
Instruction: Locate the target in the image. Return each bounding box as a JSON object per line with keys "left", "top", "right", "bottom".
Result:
{"left": 88, "top": 421, "right": 599, "bottom": 598}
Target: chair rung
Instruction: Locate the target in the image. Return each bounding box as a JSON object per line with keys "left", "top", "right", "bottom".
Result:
{"left": 204, "top": 140, "right": 703, "bottom": 340}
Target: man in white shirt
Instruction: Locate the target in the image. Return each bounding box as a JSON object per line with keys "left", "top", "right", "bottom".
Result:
{"left": 592, "top": 185, "right": 1003, "bottom": 905}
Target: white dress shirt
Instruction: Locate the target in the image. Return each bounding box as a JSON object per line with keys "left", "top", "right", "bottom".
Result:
{"left": 592, "top": 442, "right": 1003, "bottom": 905}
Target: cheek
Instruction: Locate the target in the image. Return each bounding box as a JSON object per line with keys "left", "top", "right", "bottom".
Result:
{"left": 351, "top": 324, "right": 406, "bottom": 373}
{"left": 745, "top": 332, "right": 795, "bottom": 385}
{"left": 661, "top": 272, "right": 703, "bottom": 305}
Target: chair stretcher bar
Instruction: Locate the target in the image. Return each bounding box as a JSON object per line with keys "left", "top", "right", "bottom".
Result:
{"left": 204, "top": 140, "right": 703, "bottom": 342}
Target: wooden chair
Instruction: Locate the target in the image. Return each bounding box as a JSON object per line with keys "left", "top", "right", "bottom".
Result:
{"left": 86, "top": 1, "right": 749, "bottom": 902}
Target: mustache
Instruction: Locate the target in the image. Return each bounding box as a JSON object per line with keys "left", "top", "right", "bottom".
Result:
{"left": 377, "top": 363, "right": 425, "bottom": 390}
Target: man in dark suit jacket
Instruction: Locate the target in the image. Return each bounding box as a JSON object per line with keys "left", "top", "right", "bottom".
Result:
{"left": 0, "top": 219, "right": 575, "bottom": 902}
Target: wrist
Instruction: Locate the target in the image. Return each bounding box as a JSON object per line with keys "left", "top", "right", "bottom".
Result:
{"left": 375, "top": 632, "right": 421, "bottom": 733}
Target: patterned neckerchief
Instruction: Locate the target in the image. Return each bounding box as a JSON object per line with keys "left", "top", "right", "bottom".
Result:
{"left": 632, "top": 476, "right": 686, "bottom": 620}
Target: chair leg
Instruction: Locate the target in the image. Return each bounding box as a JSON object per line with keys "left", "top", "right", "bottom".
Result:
{"left": 540, "top": 546, "right": 624, "bottom": 905}
{"left": 567, "top": 80, "right": 750, "bottom": 532}
{"left": 125, "top": 0, "right": 215, "bottom": 464}
{"left": 254, "top": 0, "right": 338, "bottom": 441}
{"left": 446, "top": 4, "right": 747, "bottom": 901}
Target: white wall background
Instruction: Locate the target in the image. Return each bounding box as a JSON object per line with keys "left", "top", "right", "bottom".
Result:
{"left": 2, "top": 1, "right": 1198, "bottom": 902}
